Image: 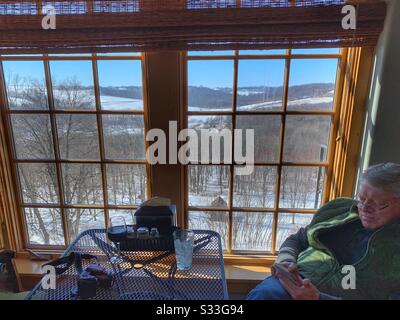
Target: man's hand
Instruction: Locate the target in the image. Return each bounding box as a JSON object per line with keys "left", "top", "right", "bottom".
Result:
{"left": 271, "top": 261, "right": 297, "bottom": 277}
{"left": 273, "top": 262, "right": 320, "bottom": 300}
{"left": 272, "top": 262, "right": 303, "bottom": 286}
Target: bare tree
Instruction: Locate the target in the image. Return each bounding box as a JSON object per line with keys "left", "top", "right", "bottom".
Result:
{"left": 8, "top": 75, "right": 146, "bottom": 244}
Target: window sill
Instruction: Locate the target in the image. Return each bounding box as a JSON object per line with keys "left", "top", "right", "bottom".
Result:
{"left": 223, "top": 253, "right": 277, "bottom": 266}
{"left": 12, "top": 258, "right": 47, "bottom": 292}
{"left": 225, "top": 264, "right": 270, "bottom": 296}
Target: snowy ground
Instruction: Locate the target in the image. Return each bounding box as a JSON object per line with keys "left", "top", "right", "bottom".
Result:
{"left": 100, "top": 95, "right": 144, "bottom": 111}
{"left": 189, "top": 94, "right": 333, "bottom": 112}
{"left": 189, "top": 211, "right": 313, "bottom": 252}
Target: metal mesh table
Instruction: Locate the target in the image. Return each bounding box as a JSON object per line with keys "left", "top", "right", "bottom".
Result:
{"left": 26, "top": 229, "right": 229, "bottom": 300}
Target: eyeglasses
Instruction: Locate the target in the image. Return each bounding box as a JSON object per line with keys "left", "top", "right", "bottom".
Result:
{"left": 355, "top": 196, "right": 392, "bottom": 213}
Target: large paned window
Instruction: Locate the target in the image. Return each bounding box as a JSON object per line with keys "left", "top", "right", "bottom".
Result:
{"left": 186, "top": 49, "right": 341, "bottom": 254}
{"left": 0, "top": 52, "right": 148, "bottom": 248}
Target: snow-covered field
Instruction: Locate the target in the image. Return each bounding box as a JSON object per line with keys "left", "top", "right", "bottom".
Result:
{"left": 100, "top": 95, "right": 143, "bottom": 110}
{"left": 9, "top": 86, "right": 332, "bottom": 112}
{"left": 287, "top": 96, "right": 333, "bottom": 106}
{"left": 189, "top": 93, "right": 334, "bottom": 112}
{"left": 7, "top": 88, "right": 144, "bottom": 111}
{"left": 237, "top": 99, "right": 282, "bottom": 111}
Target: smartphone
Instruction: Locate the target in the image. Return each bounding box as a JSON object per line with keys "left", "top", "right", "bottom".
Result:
{"left": 272, "top": 263, "right": 302, "bottom": 285}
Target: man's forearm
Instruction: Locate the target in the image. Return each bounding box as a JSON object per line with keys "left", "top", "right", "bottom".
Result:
{"left": 275, "top": 228, "right": 343, "bottom": 300}
{"left": 275, "top": 227, "right": 309, "bottom": 264}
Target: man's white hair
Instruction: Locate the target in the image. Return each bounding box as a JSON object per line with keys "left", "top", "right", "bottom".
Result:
{"left": 361, "top": 163, "right": 400, "bottom": 197}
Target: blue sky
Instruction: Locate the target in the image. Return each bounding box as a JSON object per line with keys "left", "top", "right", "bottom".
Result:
{"left": 188, "top": 58, "right": 338, "bottom": 88}
{"left": 187, "top": 48, "right": 339, "bottom": 88}
{"left": 3, "top": 59, "right": 143, "bottom": 87}
{"left": 2, "top": 48, "right": 339, "bottom": 88}
{"left": 189, "top": 58, "right": 338, "bottom": 88}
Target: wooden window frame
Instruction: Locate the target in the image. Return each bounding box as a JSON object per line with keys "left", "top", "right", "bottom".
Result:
{"left": 182, "top": 48, "right": 372, "bottom": 258}
{"left": 0, "top": 48, "right": 374, "bottom": 260}
{"left": 0, "top": 53, "right": 151, "bottom": 251}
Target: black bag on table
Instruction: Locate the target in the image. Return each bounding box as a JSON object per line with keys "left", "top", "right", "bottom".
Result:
{"left": 134, "top": 205, "right": 176, "bottom": 236}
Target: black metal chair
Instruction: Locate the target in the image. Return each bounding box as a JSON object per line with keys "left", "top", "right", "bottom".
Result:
{"left": 0, "top": 250, "right": 18, "bottom": 293}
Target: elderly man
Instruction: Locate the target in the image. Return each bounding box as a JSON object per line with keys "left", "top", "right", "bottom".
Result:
{"left": 247, "top": 163, "right": 400, "bottom": 300}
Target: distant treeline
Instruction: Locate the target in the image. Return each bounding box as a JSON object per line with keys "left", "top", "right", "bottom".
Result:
{"left": 100, "top": 86, "right": 143, "bottom": 100}
{"left": 99, "top": 83, "right": 335, "bottom": 110}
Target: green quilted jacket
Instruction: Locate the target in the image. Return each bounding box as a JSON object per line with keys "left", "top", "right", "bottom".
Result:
{"left": 296, "top": 198, "right": 400, "bottom": 300}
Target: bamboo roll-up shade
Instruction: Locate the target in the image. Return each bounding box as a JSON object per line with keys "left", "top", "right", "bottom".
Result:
{"left": 0, "top": 0, "right": 387, "bottom": 54}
